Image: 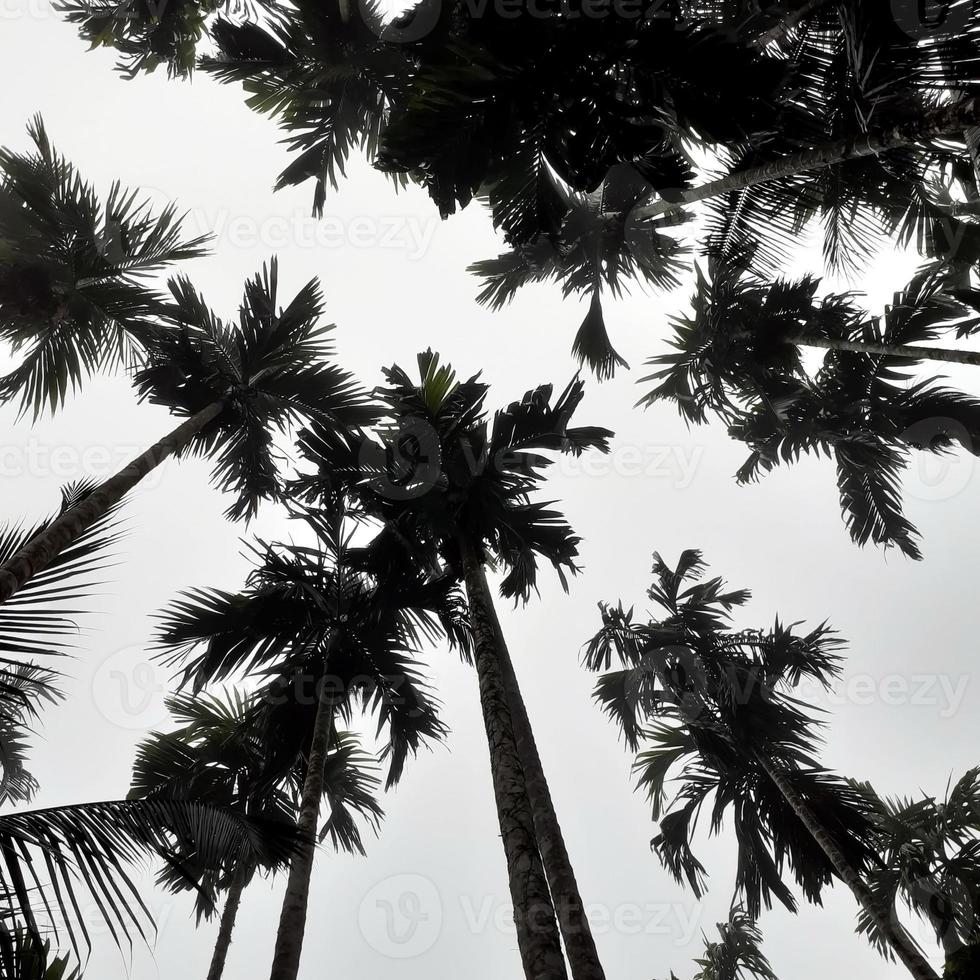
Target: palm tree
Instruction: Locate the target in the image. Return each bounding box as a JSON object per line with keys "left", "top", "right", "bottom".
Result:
{"left": 58, "top": 0, "right": 980, "bottom": 372}
{"left": 395, "top": 3, "right": 980, "bottom": 363}
{"left": 128, "top": 689, "right": 383, "bottom": 980}
{"left": 296, "top": 350, "right": 614, "bottom": 980}
{"left": 55, "top": 0, "right": 287, "bottom": 78}
{"left": 0, "top": 117, "right": 208, "bottom": 418}
{"left": 199, "top": 4, "right": 422, "bottom": 218}
{"left": 658, "top": 907, "right": 777, "bottom": 980}
{"left": 61, "top": 1, "right": 980, "bottom": 275}
{"left": 641, "top": 258, "right": 980, "bottom": 559}
{"left": 642, "top": 257, "right": 980, "bottom": 421}
{"left": 585, "top": 550, "right": 939, "bottom": 980}
{"left": 0, "top": 258, "right": 376, "bottom": 605}
{"left": 0, "top": 925, "right": 82, "bottom": 980}
{"left": 850, "top": 770, "right": 980, "bottom": 978}
{"left": 153, "top": 500, "right": 461, "bottom": 980}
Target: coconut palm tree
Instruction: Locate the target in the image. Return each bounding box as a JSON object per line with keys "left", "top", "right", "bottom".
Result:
{"left": 296, "top": 350, "right": 613, "bottom": 980}
{"left": 585, "top": 550, "right": 939, "bottom": 980}
{"left": 658, "top": 907, "right": 777, "bottom": 980}
{"left": 153, "top": 499, "right": 461, "bottom": 980}
{"left": 0, "top": 117, "right": 208, "bottom": 418}
{"left": 129, "top": 689, "right": 383, "bottom": 980}
{"left": 0, "top": 258, "right": 376, "bottom": 606}
{"left": 641, "top": 258, "right": 980, "bottom": 559}
{"left": 850, "top": 769, "right": 980, "bottom": 978}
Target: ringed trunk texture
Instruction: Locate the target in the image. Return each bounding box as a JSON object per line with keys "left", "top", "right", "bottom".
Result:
{"left": 795, "top": 334, "right": 980, "bottom": 367}
{"left": 0, "top": 400, "right": 226, "bottom": 604}
{"left": 756, "top": 753, "right": 940, "bottom": 980}
{"left": 459, "top": 534, "right": 569, "bottom": 980}
{"left": 634, "top": 98, "right": 980, "bottom": 221}
{"left": 206, "top": 864, "right": 251, "bottom": 980}
{"left": 478, "top": 566, "right": 605, "bottom": 980}
{"left": 267, "top": 660, "right": 336, "bottom": 980}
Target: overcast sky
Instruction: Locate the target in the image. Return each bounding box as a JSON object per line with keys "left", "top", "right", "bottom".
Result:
{"left": 2, "top": 6, "right": 979, "bottom": 979}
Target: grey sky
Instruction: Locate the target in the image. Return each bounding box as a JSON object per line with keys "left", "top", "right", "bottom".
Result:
{"left": 1, "top": 5, "right": 979, "bottom": 978}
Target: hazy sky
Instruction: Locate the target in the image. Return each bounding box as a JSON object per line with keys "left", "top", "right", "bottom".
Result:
{"left": 2, "top": 6, "right": 979, "bottom": 979}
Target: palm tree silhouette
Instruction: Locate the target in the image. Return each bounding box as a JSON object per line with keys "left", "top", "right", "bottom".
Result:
{"left": 586, "top": 550, "right": 939, "bottom": 980}
{"left": 0, "top": 259, "right": 375, "bottom": 604}
{"left": 296, "top": 350, "right": 613, "bottom": 980}
{"left": 129, "top": 689, "right": 382, "bottom": 980}
{"left": 658, "top": 907, "right": 777, "bottom": 980}
{"left": 154, "top": 499, "right": 463, "bottom": 980}
{"left": 851, "top": 769, "right": 980, "bottom": 978}
{"left": 642, "top": 258, "right": 980, "bottom": 559}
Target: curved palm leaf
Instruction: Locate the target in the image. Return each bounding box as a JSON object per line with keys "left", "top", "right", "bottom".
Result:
{"left": 0, "top": 481, "right": 125, "bottom": 802}
{"left": 0, "top": 118, "right": 209, "bottom": 417}
{"left": 0, "top": 798, "right": 296, "bottom": 962}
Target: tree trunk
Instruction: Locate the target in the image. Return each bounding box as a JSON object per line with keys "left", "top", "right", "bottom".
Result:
{"left": 634, "top": 98, "right": 980, "bottom": 221}
{"left": 206, "top": 864, "right": 251, "bottom": 980}
{"left": 0, "top": 400, "right": 226, "bottom": 604}
{"left": 794, "top": 334, "right": 980, "bottom": 367}
{"left": 477, "top": 565, "right": 605, "bottom": 980}
{"left": 755, "top": 753, "right": 940, "bottom": 980}
{"left": 458, "top": 533, "right": 569, "bottom": 980}
{"left": 267, "top": 653, "right": 336, "bottom": 980}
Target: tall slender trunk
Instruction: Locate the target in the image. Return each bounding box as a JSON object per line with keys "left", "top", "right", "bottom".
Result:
{"left": 633, "top": 98, "right": 980, "bottom": 222}
{"left": 458, "top": 533, "right": 569, "bottom": 980}
{"left": 267, "top": 654, "right": 335, "bottom": 980}
{"left": 479, "top": 570, "right": 605, "bottom": 980}
{"left": 206, "top": 864, "right": 252, "bottom": 980}
{"left": 0, "top": 400, "right": 226, "bottom": 604}
{"left": 755, "top": 753, "right": 940, "bottom": 980}
{"left": 793, "top": 334, "right": 980, "bottom": 367}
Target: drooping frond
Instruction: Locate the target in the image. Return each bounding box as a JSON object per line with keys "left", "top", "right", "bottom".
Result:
{"left": 0, "top": 798, "right": 297, "bottom": 961}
